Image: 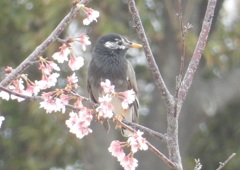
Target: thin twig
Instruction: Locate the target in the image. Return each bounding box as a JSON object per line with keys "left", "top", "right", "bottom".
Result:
{"left": 0, "top": 0, "right": 91, "bottom": 87}
{"left": 56, "top": 38, "right": 68, "bottom": 44}
{"left": 177, "top": 0, "right": 185, "bottom": 80}
{"left": 122, "top": 120, "right": 167, "bottom": 142}
{"left": 216, "top": 153, "right": 236, "bottom": 170}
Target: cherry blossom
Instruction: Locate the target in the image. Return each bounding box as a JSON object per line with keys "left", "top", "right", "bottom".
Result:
{"left": 73, "top": 100, "right": 85, "bottom": 109}
{"left": 67, "top": 73, "right": 78, "bottom": 84}
{"left": 9, "top": 78, "right": 25, "bottom": 102}
{"left": 108, "top": 140, "right": 125, "bottom": 159}
{"left": 46, "top": 73, "right": 59, "bottom": 87}
{"left": 25, "top": 82, "right": 41, "bottom": 96}
{"left": 119, "top": 154, "right": 138, "bottom": 170}
{"left": 0, "top": 76, "right": 40, "bottom": 101}
{"left": 68, "top": 55, "right": 84, "bottom": 71}
{"left": 52, "top": 44, "right": 70, "bottom": 63}
{"left": 77, "top": 5, "right": 100, "bottom": 25}
{"left": 96, "top": 95, "right": 114, "bottom": 118}
{"left": 66, "top": 111, "right": 78, "bottom": 128}
{"left": 49, "top": 61, "right": 60, "bottom": 71}
{"left": 127, "top": 130, "right": 148, "bottom": 153}
{"left": 109, "top": 145, "right": 139, "bottom": 170}
{"left": 5, "top": 66, "right": 13, "bottom": 74}
{"left": 34, "top": 79, "right": 47, "bottom": 91}
{"left": 117, "top": 89, "right": 136, "bottom": 109}
{"left": 65, "top": 73, "right": 79, "bottom": 91}
{"left": 10, "top": 79, "right": 24, "bottom": 91}
{"left": 39, "top": 92, "right": 64, "bottom": 113}
{"left": 35, "top": 73, "right": 59, "bottom": 90}
{"left": 0, "top": 91, "right": 10, "bottom": 101}
{"left": 71, "top": 34, "right": 91, "bottom": 51}
{"left": 59, "top": 94, "right": 70, "bottom": 113}
{"left": 39, "top": 59, "right": 60, "bottom": 75}
{"left": 100, "top": 79, "right": 115, "bottom": 94}
{"left": 23, "top": 86, "right": 34, "bottom": 96}
{"left": 11, "top": 95, "right": 24, "bottom": 102}
{"left": 108, "top": 131, "right": 148, "bottom": 170}
{"left": 65, "top": 108, "right": 93, "bottom": 139}
{"left": 83, "top": 9, "right": 99, "bottom": 25}
{"left": 0, "top": 116, "right": 5, "bottom": 128}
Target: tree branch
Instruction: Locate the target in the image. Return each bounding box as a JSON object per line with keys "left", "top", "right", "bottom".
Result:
{"left": 128, "top": 0, "right": 174, "bottom": 108}
{"left": 128, "top": 0, "right": 183, "bottom": 169}
{"left": 177, "top": 0, "right": 217, "bottom": 114}
{"left": 0, "top": 0, "right": 91, "bottom": 87}
{"left": 167, "top": 1, "right": 217, "bottom": 169}
{"left": 0, "top": 86, "right": 42, "bottom": 101}
{"left": 177, "top": 0, "right": 185, "bottom": 80}
{"left": 147, "top": 141, "right": 177, "bottom": 169}
{"left": 0, "top": 85, "right": 166, "bottom": 143}
{"left": 122, "top": 120, "right": 167, "bottom": 142}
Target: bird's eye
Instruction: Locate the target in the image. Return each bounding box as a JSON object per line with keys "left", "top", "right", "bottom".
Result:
{"left": 117, "top": 41, "right": 123, "bottom": 46}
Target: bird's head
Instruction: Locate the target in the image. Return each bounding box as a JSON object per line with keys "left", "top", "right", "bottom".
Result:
{"left": 94, "top": 33, "right": 142, "bottom": 56}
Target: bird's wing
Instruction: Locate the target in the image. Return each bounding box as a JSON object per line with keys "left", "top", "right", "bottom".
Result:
{"left": 87, "top": 76, "right": 110, "bottom": 132}
{"left": 87, "top": 77, "right": 99, "bottom": 104}
{"left": 126, "top": 60, "right": 139, "bottom": 123}
{"left": 87, "top": 56, "right": 103, "bottom": 104}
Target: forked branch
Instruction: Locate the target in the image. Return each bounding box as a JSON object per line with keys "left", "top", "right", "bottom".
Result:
{"left": 177, "top": 0, "right": 217, "bottom": 114}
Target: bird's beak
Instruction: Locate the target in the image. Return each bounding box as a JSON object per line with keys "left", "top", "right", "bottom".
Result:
{"left": 130, "top": 42, "right": 142, "bottom": 48}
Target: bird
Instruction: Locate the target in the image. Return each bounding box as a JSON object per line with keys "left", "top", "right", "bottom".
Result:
{"left": 87, "top": 33, "right": 142, "bottom": 136}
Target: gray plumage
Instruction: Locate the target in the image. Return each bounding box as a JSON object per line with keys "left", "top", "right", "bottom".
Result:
{"left": 87, "top": 33, "right": 140, "bottom": 136}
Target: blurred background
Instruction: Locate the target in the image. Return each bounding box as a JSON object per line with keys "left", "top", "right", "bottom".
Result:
{"left": 0, "top": 0, "right": 240, "bottom": 169}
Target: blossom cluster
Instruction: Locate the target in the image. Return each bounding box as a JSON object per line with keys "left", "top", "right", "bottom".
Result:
{"left": 117, "top": 89, "right": 136, "bottom": 109}
{"left": 0, "top": 4, "right": 99, "bottom": 138}
{"left": 65, "top": 79, "right": 137, "bottom": 139}
{"left": 96, "top": 95, "right": 114, "bottom": 118}
{"left": 0, "top": 34, "right": 91, "bottom": 141}
{"left": 95, "top": 79, "right": 136, "bottom": 119}
{"left": 95, "top": 79, "right": 115, "bottom": 119}
{"left": 52, "top": 34, "right": 91, "bottom": 68}
{"left": 65, "top": 101, "right": 93, "bottom": 139}
{"left": 0, "top": 62, "right": 60, "bottom": 102}
{"left": 108, "top": 130, "right": 148, "bottom": 170}
{"left": 0, "top": 33, "right": 90, "bottom": 102}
